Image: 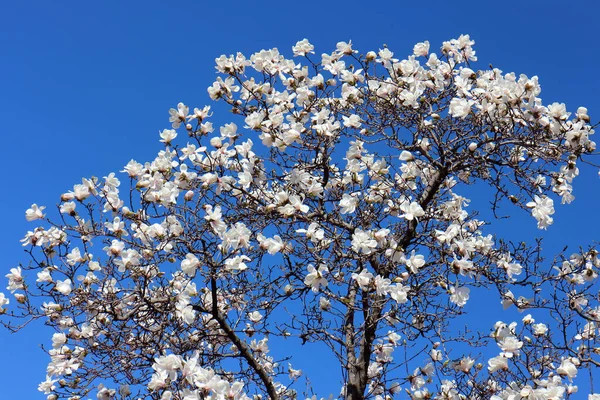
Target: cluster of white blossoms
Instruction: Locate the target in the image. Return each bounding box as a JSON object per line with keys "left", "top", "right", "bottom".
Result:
{"left": 2, "top": 36, "right": 599, "bottom": 400}
{"left": 147, "top": 352, "right": 250, "bottom": 399}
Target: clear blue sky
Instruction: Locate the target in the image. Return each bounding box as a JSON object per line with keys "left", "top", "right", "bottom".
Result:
{"left": 1, "top": 0, "right": 599, "bottom": 397}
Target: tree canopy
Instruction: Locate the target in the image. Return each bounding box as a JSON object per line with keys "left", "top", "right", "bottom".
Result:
{"left": 2, "top": 36, "right": 599, "bottom": 400}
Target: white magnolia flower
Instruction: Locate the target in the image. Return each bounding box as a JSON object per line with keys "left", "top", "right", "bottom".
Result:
{"left": 413, "top": 41, "right": 430, "bottom": 57}
{"left": 399, "top": 201, "right": 425, "bottom": 221}
{"left": 498, "top": 335, "right": 523, "bottom": 358}
{"left": 454, "top": 356, "right": 474, "bottom": 373}
{"left": 304, "top": 264, "right": 328, "bottom": 292}
{"left": 342, "top": 114, "right": 361, "bottom": 128}
{"left": 389, "top": 283, "right": 409, "bottom": 304}
{"left": 526, "top": 195, "right": 555, "bottom": 229}
{"left": 224, "top": 255, "right": 251, "bottom": 272}
{"left": 319, "top": 297, "right": 330, "bottom": 311}
{"left": 292, "top": 39, "right": 314, "bottom": 57}
{"left": 532, "top": 323, "right": 548, "bottom": 336}
{"left": 557, "top": 358, "right": 578, "bottom": 379}
{"left": 296, "top": 222, "right": 325, "bottom": 243}
{"left": 352, "top": 229, "right": 377, "bottom": 254}
{"left": 339, "top": 193, "right": 359, "bottom": 214}
{"left": 51, "top": 332, "right": 67, "bottom": 349}
{"left": 449, "top": 98, "right": 473, "bottom": 118}
{"left": 449, "top": 286, "right": 470, "bottom": 307}
{"left": 488, "top": 355, "right": 508, "bottom": 373}
{"left": 38, "top": 376, "right": 58, "bottom": 394}
{"left": 153, "top": 354, "right": 182, "bottom": 382}
{"left": 257, "top": 234, "right": 284, "bottom": 255}
{"left": 6, "top": 267, "right": 24, "bottom": 293}
{"left": 406, "top": 251, "right": 426, "bottom": 274}
{"left": 181, "top": 253, "right": 200, "bottom": 276}
{"left": 26, "top": 204, "right": 46, "bottom": 221}
{"left": 351, "top": 269, "right": 374, "bottom": 291}
{"left": 399, "top": 150, "right": 414, "bottom": 161}
{"left": 0, "top": 292, "right": 9, "bottom": 312}
{"left": 169, "top": 102, "right": 189, "bottom": 129}
{"left": 159, "top": 129, "right": 178, "bottom": 144}
{"left": 288, "top": 363, "right": 303, "bottom": 379}
{"left": 55, "top": 279, "right": 73, "bottom": 296}
{"left": 374, "top": 275, "right": 391, "bottom": 296}
{"left": 248, "top": 311, "right": 263, "bottom": 323}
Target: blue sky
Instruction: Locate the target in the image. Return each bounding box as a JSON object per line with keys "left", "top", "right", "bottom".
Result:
{"left": 1, "top": 0, "right": 599, "bottom": 397}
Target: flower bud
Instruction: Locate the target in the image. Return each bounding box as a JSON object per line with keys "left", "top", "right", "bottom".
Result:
{"left": 210, "top": 137, "right": 222, "bottom": 148}
{"left": 284, "top": 284, "right": 294, "bottom": 295}
{"left": 61, "top": 193, "right": 75, "bottom": 201}
{"left": 576, "top": 106, "right": 590, "bottom": 122}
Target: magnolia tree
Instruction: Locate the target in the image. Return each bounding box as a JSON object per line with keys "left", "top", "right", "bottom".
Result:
{"left": 2, "top": 36, "right": 600, "bottom": 400}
